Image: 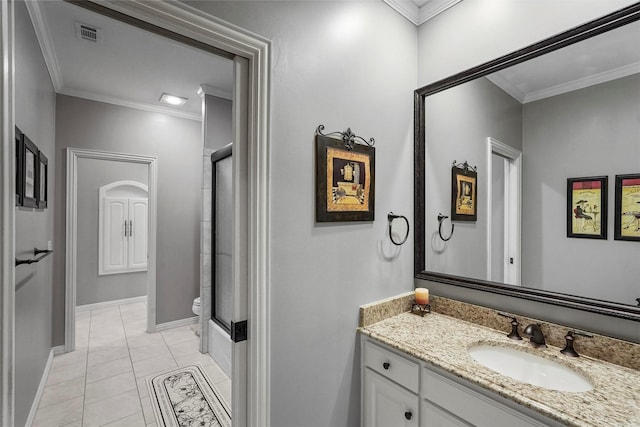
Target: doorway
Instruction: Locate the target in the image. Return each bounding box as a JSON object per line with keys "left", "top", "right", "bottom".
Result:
{"left": 487, "top": 137, "right": 522, "bottom": 286}
{"left": 65, "top": 149, "right": 158, "bottom": 351}
{"left": 1, "top": 2, "right": 270, "bottom": 426}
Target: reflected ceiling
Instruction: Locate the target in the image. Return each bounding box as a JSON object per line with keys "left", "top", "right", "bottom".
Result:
{"left": 487, "top": 21, "right": 640, "bottom": 103}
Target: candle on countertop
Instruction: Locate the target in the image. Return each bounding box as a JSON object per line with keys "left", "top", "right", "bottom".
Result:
{"left": 415, "top": 287, "right": 429, "bottom": 305}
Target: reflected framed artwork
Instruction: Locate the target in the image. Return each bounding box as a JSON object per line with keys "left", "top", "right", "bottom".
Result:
{"left": 315, "top": 134, "right": 375, "bottom": 222}
{"left": 614, "top": 174, "right": 640, "bottom": 242}
{"left": 451, "top": 164, "right": 477, "bottom": 221}
{"left": 567, "top": 176, "right": 607, "bottom": 239}
{"left": 21, "top": 135, "right": 39, "bottom": 208}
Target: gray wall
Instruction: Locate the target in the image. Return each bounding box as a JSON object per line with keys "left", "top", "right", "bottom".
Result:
{"left": 14, "top": 1, "right": 56, "bottom": 425}
{"left": 76, "top": 158, "right": 148, "bottom": 306}
{"left": 204, "top": 94, "right": 232, "bottom": 151}
{"left": 53, "top": 95, "right": 202, "bottom": 344}
{"left": 184, "top": 2, "right": 417, "bottom": 426}
{"left": 425, "top": 77, "right": 522, "bottom": 279}
{"left": 522, "top": 75, "right": 640, "bottom": 304}
{"left": 417, "top": 0, "right": 640, "bottom": 343}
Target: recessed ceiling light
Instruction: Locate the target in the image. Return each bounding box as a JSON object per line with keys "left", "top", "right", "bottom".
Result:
{"left": 159, "top": 93, "right": 188, "bottom": 107}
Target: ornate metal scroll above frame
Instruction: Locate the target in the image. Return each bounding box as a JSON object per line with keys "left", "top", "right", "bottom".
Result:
{"left": 316, "top": 125, "right": 375, "bottom": 151}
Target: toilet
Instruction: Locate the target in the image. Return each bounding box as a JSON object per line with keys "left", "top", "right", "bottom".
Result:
{"left": 192, "top": 297, "right": 201, "bottom": 316}
{"left": 192, "top": 297, "right": 201, "bottom": 336}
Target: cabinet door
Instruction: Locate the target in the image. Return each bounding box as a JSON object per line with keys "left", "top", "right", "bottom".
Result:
{"left": 128, "top": 198, "right": 148, "bottom": 271}
{"left": 364, "top": 368, "right": 419, "bottom": 427}
{"left": 101, "top": 197, "right": 128, "bottom": 274}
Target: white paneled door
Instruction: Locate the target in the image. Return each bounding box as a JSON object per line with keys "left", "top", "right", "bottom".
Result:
{"left": 100, "top": 196, "right": 148, "bottom": 275}
{"left": 128, "top": 198, "right": 148, "bottom": 270}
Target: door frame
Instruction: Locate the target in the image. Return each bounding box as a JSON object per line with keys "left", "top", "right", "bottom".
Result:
{"left": 1, "top": 2, "right": 271, "bottom": 426}
{"left": 65, "top": 148, "right": 159, "bottom": 351}
{"left": 74, "top": 2, "right": 271, "bottom": 427}
{"left": 0, "top": 1, "right": 15, "bottom": 425}
{"left": 486, "top": 137, "right": 522, "bottom": 286}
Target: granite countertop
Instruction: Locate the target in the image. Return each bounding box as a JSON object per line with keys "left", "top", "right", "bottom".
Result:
{"left": 359, "top": 311, "right": 640, "bottom": 427}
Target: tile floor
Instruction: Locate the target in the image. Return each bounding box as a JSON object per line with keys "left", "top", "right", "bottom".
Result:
{"left": 32, "top": 301, "right": 231, "bottom": 427}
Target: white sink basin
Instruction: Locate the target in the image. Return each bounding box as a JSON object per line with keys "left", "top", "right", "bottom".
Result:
{"left": 468, "top": 345, "right": 593, "bottom": 392}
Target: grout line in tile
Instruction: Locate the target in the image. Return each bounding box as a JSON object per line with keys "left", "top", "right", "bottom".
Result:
{"left": 120, "top": 302, "right": 148, "bottom": 426}
{"left": 80, "top": 306, "right": 93, "bottom": 426}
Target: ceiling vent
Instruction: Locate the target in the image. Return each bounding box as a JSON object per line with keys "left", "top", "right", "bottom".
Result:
{"left": 75, "top": 22, "right": 102, "bottom": 44}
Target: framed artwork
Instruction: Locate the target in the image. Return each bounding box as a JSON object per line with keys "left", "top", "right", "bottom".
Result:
{"left": 315, "top": 134, "right": 375, "bottom": 222}
{"left": 21, "top": 135, "right": 39, "bottom": 208}
{"left": 37, "top": 151, "right": 48, "bottom": 209}
{"left": 614, "top": 174, "right": 640, "bottom": 241}
{"left": 15, "top": 126, "right": 23, "bottom": 206}
{"left": 451, "top": 162, "right": 477, "bottom": 221}
{"left": 567, "top": 176, "right": 607, "bottom": 239}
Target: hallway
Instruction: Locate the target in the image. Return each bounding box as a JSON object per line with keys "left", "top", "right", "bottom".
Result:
{"left": 32, "top": 301, "right": 230, "bottom": 426}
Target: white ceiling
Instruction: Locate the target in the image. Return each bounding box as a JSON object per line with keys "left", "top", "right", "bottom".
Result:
{"left": 27, "top": 1, "right": 234, "bottom": 121}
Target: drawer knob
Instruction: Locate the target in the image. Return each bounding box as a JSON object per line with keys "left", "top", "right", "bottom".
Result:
{"left": 382, "top": 362, "right": 390, "bottom": 370}
{"left": 404, "top": 411, "right": 412, "bottom": 420}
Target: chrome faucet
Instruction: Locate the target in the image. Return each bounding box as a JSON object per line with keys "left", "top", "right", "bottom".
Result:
{"left": 523, "top": 323, "right": 546, "bottom": 348}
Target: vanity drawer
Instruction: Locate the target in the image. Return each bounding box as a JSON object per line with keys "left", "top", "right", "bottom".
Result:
{"left": 364, "top": 340, "right": 420, "bottom": 393}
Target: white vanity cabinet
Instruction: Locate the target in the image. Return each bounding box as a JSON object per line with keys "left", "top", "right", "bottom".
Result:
{"left": 361, "top": 336, "right": 560, "bottom": 427}
{"left": 363, "top": 340, "right": 419, "bottom": 427}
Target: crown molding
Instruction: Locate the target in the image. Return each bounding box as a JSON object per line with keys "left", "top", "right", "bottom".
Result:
{"left": 417, "top": 0, "right": 462, "bottom": 25}
{"left": 524, "top": 62, "right": 640, "bottom": 103}
{"left": 197, "top": 84, "right": 232, "bottom": 100}
{"left": 488, "top": 61, "right": 640, "bottom": 104}
{"left": 24, "top": 1, "right": 63, "bottom": 91}
{"left": 486, "top": 74, "right": 526, "bottom": 104}
{"left": 59, "top": 88, "right": 202, "bottom": 121}
{"left": 382, "top": 0, "right": 462, "bottom": 26}
{"left": 382, "top": 0, "right": 421, "bottom": 25}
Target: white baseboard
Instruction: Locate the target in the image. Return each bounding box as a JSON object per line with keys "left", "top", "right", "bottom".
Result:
{"left": 25, "top": 346, "right": 61, "bottom": 427}
{"left": 76, "top": 295, "right": 147, "bottom": 312}
{"left": 155, "top": 316, "right": 199, "bottom": 331}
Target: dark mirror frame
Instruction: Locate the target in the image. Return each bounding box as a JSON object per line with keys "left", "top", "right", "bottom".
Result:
{"left": 414, "top": 3, "right": 640, "bottom": 322}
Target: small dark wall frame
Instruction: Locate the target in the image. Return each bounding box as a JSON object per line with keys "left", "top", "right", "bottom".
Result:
{"left": 567, "top": 176, "right": 607, "bottom": 240}
{"left": 451, "top": 163, "right": 477, "bottom": 222}
{"left": 614, "top": 173, "right": 640, "bottom": 242}
{"left": 21, "top": 134, "right": 39, "bottom": 208}
{"left": 37, "top": 151, "right": 48, "bottom": 209}
{"left": 15, "top": 127, "right": 23, "bottom": 206}
{"left": 315, "top": 134, "right": 375, "bottom": 222}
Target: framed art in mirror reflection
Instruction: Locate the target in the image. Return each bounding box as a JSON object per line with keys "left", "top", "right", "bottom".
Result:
{"left": 567, "top": 176, "right": 608, "bottom": 239}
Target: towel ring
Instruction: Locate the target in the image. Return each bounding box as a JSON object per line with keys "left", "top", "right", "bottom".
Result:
{"left": 437, "top": 213, "right": 454, "bottom": 241}
{"left": 388, "top": 212, "right": 409, "bottom": 246}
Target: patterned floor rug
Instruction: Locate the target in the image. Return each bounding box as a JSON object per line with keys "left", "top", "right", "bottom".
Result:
{"left": 148, "top": 364, "right": 231, "bottom": 427}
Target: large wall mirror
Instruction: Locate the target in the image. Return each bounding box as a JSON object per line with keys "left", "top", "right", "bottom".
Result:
{"left": 414, "top": 4, "right": 640, "bottom": 321}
